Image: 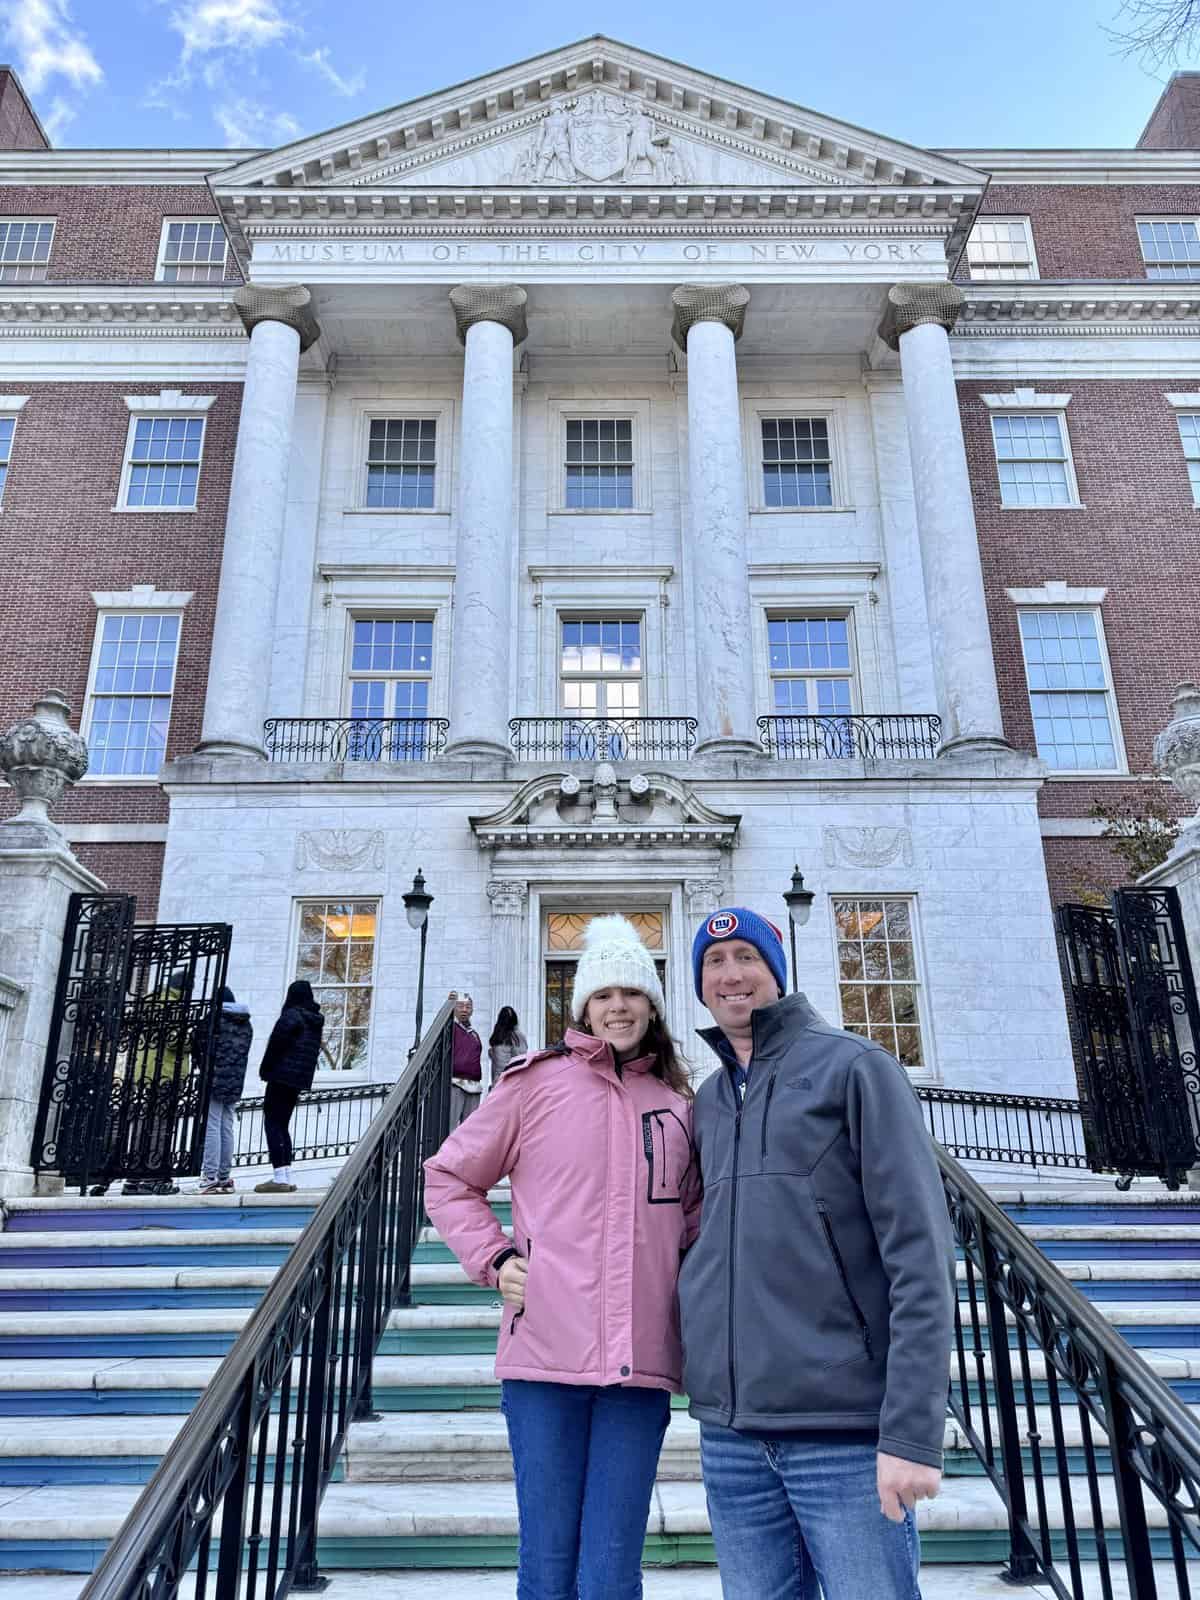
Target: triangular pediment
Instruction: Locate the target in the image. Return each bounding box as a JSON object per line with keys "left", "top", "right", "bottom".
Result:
{"left": 211, "top": 37, "right": 988, "bottom": 197}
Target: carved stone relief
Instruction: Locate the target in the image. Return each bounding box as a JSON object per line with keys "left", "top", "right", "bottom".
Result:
{"left": 487, "top": 880, "right": 530, "bottom": 917}
{"left": 501, "top": 93, "right": 693, "bottom": 185}
{"left": 294, "top": 828, "right": 386, "bottom": 873}
{"left": 822, "top": 826, "right": 913, "bottom": 869}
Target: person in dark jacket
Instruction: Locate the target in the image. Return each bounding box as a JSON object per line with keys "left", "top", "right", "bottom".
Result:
{"left": 199, "top": 986, "right": 253, "bottom": 1195}
{"left": 681, "top": 907, "right": 955, "bottom": 1600}
{"left": 255, "top": 979, "right": 324, "bottom": 1194}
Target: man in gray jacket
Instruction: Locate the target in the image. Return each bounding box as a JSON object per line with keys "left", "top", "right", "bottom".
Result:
{"left": 680, "top": 906, "right": 955, "bottom": 1599}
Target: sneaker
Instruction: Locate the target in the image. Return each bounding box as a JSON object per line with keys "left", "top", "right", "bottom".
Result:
{"left": 219, "top": 1180, "right": 236, "bottom": 1194}
{"left": 254, "top": 1179, "right": 297, "bottom": 1194}
{"left": 198, "top": 1181, "right": 224, "bottom": 1195}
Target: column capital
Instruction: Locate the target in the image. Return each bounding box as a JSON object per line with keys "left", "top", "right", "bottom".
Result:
{"left": 233, "top": 283, "right": 321, "bottom": 351}
{"left": 449, "top": 284, "right": 528, "bottom": 345}
{"left": 877, "top": 281, "right": 964, "bottom": 352}
{"left": 671, "top": 283, "right": 750, "bottom": 347}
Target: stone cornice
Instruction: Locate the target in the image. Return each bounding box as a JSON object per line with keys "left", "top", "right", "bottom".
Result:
{"left": 955, "top": 283, "right": 1200, "bottom": 336}
{"left": 0, "top": 149, "right": 253, "bottom": 186}
{"left": 0, "top": 288, "right": 244, "bottom": 337}
{"left": 212, "top": 37, "right": 988, "bottom": 197}
{"left": 937, "top": 148, "right": 1200, "bottom": 186}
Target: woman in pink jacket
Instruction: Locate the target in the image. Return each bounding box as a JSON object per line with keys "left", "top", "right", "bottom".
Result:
{"left": 424, "top": 914, "right": 701, "bottom": 1600}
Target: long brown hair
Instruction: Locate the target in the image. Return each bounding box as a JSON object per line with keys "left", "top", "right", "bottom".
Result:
{"left": 578, "top": 1007, "right": 693, "bottom": 1099}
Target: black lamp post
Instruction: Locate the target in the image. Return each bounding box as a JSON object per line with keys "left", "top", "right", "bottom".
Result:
{"left": 403, "top": 868, "right": 434, "bottom": 1057}
{"left": 782, "top": 864, "right": 815, "bottom": 993}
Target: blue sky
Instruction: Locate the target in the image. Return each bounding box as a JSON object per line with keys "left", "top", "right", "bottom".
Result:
{"left": 0, "top": 0, "right": 1186, "bottom": 154}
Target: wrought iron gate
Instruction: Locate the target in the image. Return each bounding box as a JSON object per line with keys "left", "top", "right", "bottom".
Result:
{"left": 1055, "top": 885, "right": 1200, "bottom": 1188}
{"left": 33, "top": 893, "right": 233, "bottom": 1193}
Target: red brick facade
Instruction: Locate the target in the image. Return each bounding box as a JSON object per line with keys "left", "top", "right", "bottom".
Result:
{"left": 0, "top": 69, "right": 48, "bottom": 153}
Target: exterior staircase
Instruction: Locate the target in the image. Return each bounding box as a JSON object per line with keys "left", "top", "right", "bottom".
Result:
{"left": 0, "top": 1184, "right": 1197, "bottom": 1598}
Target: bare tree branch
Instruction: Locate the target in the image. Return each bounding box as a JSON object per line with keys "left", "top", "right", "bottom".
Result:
{"left": 1108, "top": 0, "right": 1200, "bottom": 71}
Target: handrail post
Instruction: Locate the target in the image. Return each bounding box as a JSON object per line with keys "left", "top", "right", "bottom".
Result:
{"left": 292, "top": 1231, "right": 336, "bottom": 1592}
{"left": 212, "top": 1362, "right": 257, "bottom": 1599}
{"left": 978, "top": 1222, "right": 1041, "bottom": 1583}
{"left": 1094, "top": 1348, "right": 1158, "bottom": 1600}
{"left": 352, "top": 1143, "right": 385, "bottom": 1421}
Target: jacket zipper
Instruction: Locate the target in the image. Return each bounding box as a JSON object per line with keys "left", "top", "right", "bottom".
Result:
{"left": 510, "top": 1237, "right": 531, "bottom": 1336}
{"left": 760, "top": 1072, "right": 778, "bottom": 1162}
{"left": 726, "top": 1089, "right": 742, "bottom": 1423}
{"left": 816, "top": 1203, "right": 873, "bottom": 1358}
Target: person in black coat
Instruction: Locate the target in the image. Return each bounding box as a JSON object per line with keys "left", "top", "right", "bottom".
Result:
{"left": 255, "top": 979, "right": 325, "bottom": 1194}
{"left": 199, "top": 986, "right": 254, "bottom": 1195}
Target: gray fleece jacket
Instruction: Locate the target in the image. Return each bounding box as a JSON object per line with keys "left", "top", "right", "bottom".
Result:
{"left": 678, "top": 992, "right": 954, "bottom": 1468}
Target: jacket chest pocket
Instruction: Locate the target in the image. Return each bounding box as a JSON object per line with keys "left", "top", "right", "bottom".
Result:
{"left": 641, "top": 1109, "right": 694, "bottom": 1205}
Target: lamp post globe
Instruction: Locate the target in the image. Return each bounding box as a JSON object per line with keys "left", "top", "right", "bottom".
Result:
{"left": 782, "top": 864, "right": 814, "bottom": 993}
{"left": 402, "top": 869, "right": 434, "bottom": 1055}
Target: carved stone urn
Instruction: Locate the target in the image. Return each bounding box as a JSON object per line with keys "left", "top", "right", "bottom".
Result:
{"left": 0, "top": 691, "right": 89, "bottom": 829}
{"left": 1154, "top": 682, "right": 1200, "bottom": 834}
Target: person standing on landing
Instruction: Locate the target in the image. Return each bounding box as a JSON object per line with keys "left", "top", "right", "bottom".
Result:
{"left": 488, "top": 1005, "right": 527, "bottom": 1078}
{"left": 424, "top": 916, "right": 701, "bottom": 1600}
{"left": 254, "top": 979, "right": 324, "bottom": 1195}
{"left": 447, "top": 992, "right": 484, "bottom": 1126}
{"left": 198, "top": 986, "right": 253, "bottom": 1194}
{"left": 681, "top": 908, "right": 954, "bottom": 1600}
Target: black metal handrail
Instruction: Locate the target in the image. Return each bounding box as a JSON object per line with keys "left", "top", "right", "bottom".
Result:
{"left": 233, "top": 1082, "right": 391, "bottom": 1168}
{"left": 758, "top": 712, "right": 942, "bottom": 759}
{"left": 942, "top": 1146, "right": 1200, "bottom": 1594}
{"left": 264, "top": 716, "right": 450, "bottom": 763}
{"left": 78, "top": 1000, "right": 456, "bottom": 1600}
{"left": 918, "top": 1085, "right": 1088, "bottom": 1171}
{"left": 509, "top": 715, "right": 698, "bottom": 761}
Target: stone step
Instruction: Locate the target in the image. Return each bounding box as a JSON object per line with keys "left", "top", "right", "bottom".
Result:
{"left": 0, "top": 1472, "right": 1186, "bottom": 1574}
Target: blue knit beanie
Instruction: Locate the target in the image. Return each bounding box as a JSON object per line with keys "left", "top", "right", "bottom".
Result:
{"left": 692, "top": 908, "right": 788, "bottom": 1000}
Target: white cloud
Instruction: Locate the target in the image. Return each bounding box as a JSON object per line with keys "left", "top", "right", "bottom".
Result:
{"left": 41, "top": 90, "right": 74, "bottom": 140}
{"left": 170, "top": 0, "right": 291, "bottom": 64}
{"left": 214, "top": 94, "right": 300, "bottom": 147}
{"left": 300, "top": 46, "right": 364, "bottom": 99}
{"left": 1, "top": 0, "right": 102, "bottom": 91}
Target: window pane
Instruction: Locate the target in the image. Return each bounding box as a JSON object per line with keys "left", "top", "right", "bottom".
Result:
{"left": 297, "top": 899, "right": 377, "bottom": 1070}
{"left": 365, "top": 419, "right": 437, "bottom": 507}
{"left": 565, "top": 418, "right": 634, "bottom": 508}
{"left": 833, "top": 896, "right": 925, "bottom": 1069}
{"left": 86, "top": 613, "right": 179, "bottom": 775}
{"left": 1138, "top": 219, "right": 1200, "bottom": 280}
{"left": 761, "top": 417, "right": 833, "bottom": 507}
{"left": 1018, "top": 610, "right": 1118, "bottom": 769}
{"left": 0, "top": 219, "right": 53, "bottom": 283}
{"left": 966, "top": 219, "right": 1035, "bottom": 281}
{"left": 160, "top": 220, "right": 228, "bottom": 283}
{"left": 126, "top": 417, "right": 205, "bottom": 508}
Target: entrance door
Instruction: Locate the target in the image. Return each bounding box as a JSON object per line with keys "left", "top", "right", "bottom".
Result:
{"left": 542, "top": 910, "right": 666, "bottom": 1046}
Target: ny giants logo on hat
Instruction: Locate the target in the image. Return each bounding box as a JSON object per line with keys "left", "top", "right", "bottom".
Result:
{"left": 707, "top": 912, "right": 739, "bottom": 939}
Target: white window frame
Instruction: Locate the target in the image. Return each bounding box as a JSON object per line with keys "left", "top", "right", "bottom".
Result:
{"left": 547, "top": 397, "right": 652, "bottom": 514}
{"left": 964, "top": 216, "right": 1039, "bottom": 281}
{"left": 528, "top": 566, "right": 674, "bottom": 716}
{"left": 345, "top": 403, "right": 454, "bottom": 514}
{"left": 1168, "top": 399, "right": 1200, "bottom": 505}
{"left": 829, "top": 892, "right": 935, "bottom": 1081}
{"left": 80, "top": 605, "right": 185, "bottom": 784}
{"left": 1136, "top": 217, "right": 1200, "bottom": 280}
{"left": 0, "top": 395, "right": 28, "bottom": 509}
{"left": 154, "top": 218, "right": 229, "bottom": 284}
{"left": 343, "top": 613, "right": 437, "bottom": 724}
{"left": 764, "top": 610, "right": 859, "bottom": 719}
{"left": 115, "top": 393, "right": 215, "bottom": 514}
{"left": 0, "top": 217, "right": 55, "bottom": 283}
{"left": 313, "top": 566, "right": 454, "bottom": 721}
{"left": 748, "top": 564, "right": 881, "bottom": 723}
{"left": 289, "top": 897, "right": 381, "bottom": 1077}
{"left": 742, "top": 398, "right": 851, "bottom": 513}
{"left": 1013, "top": 602, "right": 1127, "bottom": 776}
{"left": 986, "top": 405, "right": 1081, "bottom": 510}
{"left": 558, "top": 613, "right": 646, "bottom": 719}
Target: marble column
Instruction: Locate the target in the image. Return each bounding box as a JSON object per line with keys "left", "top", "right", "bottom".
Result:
{"left": 672, "top": 285, "right": 761, "bottom": 758}
{"left": 446, "top": 285, "right": 527, "bottom": 760}
{"left": 879, "top": 283, "right": 1008, "bottom": 757}
{"left": 197, "top": 284, "right": 321, "bottom": 759}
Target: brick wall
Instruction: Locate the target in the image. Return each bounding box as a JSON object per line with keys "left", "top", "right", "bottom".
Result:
{"left": 0, "top": 184, "right": 237, "bottom": 284}
{"left": 0, "top": 70, "right": 48, "bottom": 152}
{"left": 73, "top": 842, "right": 165, "bottom": 919}
{"left": 0, "top": 381, "right": 243, "bottom": 905}
{"left": 959, "top": 184, "right": 1200, "bottom": 282}
{"left": 1138, "top": 73, "right": 1200, "bottom": 150}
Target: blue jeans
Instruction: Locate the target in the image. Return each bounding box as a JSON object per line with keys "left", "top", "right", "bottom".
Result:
{"left": 700, "top": 1423, "right": 922, "bottom": 1600}
{"left": 501, "top": 1379, "right": 670, "bottom": 1600}
{"left": 201, "top": 1100, "right": 236, "bottom": 1183}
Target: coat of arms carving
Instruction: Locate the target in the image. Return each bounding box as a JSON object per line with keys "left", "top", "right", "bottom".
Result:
{"left": 505, "top": 93, "right": 692, "bottom": 186}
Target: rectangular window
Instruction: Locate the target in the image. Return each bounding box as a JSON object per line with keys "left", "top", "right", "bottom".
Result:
{"left": 365, "top": 418, "right": 436, "bottom": 509}
{"left": 834, "top": 897, "right": 926, "bottom": 1070}
{"left": 293, "top": 900, "right": 377, "bottom": 1071}
{"left": 124, "top": 416, "right": 205, "bottom": 508}
{"left": 1178, "top": 414, "right": 1200, "bottom": 504}
{"left": 565, "top": 418, "right": 634, "bottom": 509}
{"left": 992, "top": 413, "right": 1074, "bottom": 507}
{"left": 0, "top": 219, "right": 53, "bottom": 283}
{"left": 965, "top": 218, "right": 1037, "bottom": 280}
{"left": 768, "top": 615, "right": 853, "bottom": 716}
{"left": 157, "top": 219, "right": 228, "bottom": 283}
{"left": 560, "top": 617, "right": 642, "bottom": 720}
{"left": 1137, "top": 219, "right": 1200, "bottom": 280}
{"left": 761, "top": 417, "right": 833, "bottom": 508}
{"left": 84, "top": 612, "right": 180, "bottom": 777}
{"left": 1017, "top": 609, "right": 1120, "bottom": 771}
{"left": 0, "top": 415, "right": 17, "bottom": 505}
{"left": 347, "top": 617, "right": 433, "bottom": 759}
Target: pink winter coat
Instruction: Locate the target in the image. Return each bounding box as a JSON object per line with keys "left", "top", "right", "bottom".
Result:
{"left": 423, "top": 1028, "right": 702, "bottom": 1393}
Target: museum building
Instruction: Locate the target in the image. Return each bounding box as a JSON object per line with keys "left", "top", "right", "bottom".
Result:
{"left": 3, "top": 37, "right": 1199, "bottom": 1096}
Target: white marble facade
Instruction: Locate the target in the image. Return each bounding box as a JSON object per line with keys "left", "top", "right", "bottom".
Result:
{"left": 25, "top": 37, "right": 1114, "bottom": 1096}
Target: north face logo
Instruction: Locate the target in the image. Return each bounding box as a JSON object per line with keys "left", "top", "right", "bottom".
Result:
{"left": 707, "top": 912, "right": 739, "bottom": 938}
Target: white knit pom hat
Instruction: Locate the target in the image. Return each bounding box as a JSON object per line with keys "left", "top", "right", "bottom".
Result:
{"left": 571, "top": 914, "right": 666, "bottom": 1022}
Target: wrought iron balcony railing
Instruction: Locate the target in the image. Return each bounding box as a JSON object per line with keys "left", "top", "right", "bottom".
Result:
{"left": 509, "top": 716, "right": 698, "bottom": 762}
{"left": 758, "top": 712, "right": 942, "bottom": 760}
{"left": 264, "top": 717, "right": 450, "bottom": 763}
